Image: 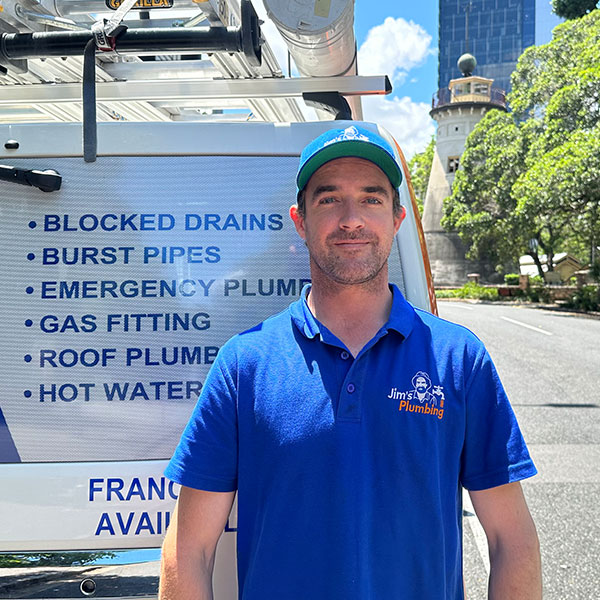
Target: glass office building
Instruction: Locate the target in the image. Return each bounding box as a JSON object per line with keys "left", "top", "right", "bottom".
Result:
{"left": 438, "top": 0, "right": 561, "bottom": 93}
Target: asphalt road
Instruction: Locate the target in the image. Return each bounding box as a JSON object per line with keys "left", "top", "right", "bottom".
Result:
{"left": 438, "top": 300, "right": 600, "bottom": 600}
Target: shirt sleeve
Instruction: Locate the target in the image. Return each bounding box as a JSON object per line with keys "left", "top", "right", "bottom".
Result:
{"left": 164, "top": 342, "right": 238, "bottom": 492}
{"left": 460, "top": 345, "right": 537, "bottom": 491}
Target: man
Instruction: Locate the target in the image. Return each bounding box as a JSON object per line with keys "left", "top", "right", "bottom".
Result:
{"left": 160, "top": 125, "right": 541, "bottom": 599}
{"left": 412, "top": 371, "right": 436, "bottom": 405}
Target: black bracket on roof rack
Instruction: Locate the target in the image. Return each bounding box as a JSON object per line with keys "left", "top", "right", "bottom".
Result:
{"left": 0, "top": 165, "right": 62, "bottom": 192}
{"left": 302, "top": 92, "right": 353, "bottom": 120}
{"left": 0, "top": 0, "right": 262, "bottom": 72}
{"left": 0, "top": 0, "right": 262, "bottom": 162}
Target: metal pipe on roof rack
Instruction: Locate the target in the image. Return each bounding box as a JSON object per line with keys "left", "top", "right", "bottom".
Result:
{"left": 262, "top": 0, "right": 362, "bottom": 120}
{"left": 1, "top": 0, "right": 261, "bottom": 72}
{"left": 0, "top": 26, "right": 250, "bottom": 59}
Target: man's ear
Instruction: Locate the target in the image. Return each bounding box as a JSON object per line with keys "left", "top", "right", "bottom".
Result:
{"left": 394, "top": 205, "right": 406, "bottom": 234}
{"left": 290, "top": 204, "right": 306, "bottom": 240}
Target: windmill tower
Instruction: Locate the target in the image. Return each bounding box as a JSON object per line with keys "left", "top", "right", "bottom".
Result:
{"left": 422, "top": 53, "right": 507, "bottom": 285}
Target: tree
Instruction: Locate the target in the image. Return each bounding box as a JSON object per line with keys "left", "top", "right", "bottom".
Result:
{"left": 407, "top": 136, "right": 435, "bottom": 216}
{"left": 443, "top": 11, "right": 600, "bottom": 280}
{"left": 442, "top": 110, "right": 538, "bottom": 274}
{"left": 552, "top": 0, "right": 597, "bottom": 20}
{"left": 513, "top": 127, "right": 600, "bottom": 268}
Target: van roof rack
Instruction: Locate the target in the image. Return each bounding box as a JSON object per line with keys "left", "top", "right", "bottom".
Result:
{"left": 0, "top": 0, "right": 390, "bottom": 125}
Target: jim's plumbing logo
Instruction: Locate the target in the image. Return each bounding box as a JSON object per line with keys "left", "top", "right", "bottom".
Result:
{"left": 387, "top": 371, "right": 445, "bottom": 420}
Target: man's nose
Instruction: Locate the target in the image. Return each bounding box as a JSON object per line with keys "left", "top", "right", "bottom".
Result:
{"left": 339, "top": 202, "right": 364, "bottom": 229}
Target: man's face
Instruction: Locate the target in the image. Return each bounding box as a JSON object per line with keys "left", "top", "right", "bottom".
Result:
{"left": 415, "top": 377, "right": 428, "bottom": 393}
{"left": 290, "top": 157, "right": 405, "bottom": 286}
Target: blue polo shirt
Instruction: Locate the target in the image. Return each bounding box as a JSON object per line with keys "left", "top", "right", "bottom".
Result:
{"left": 166, "top": 285, "right": 536, "bottom": 599}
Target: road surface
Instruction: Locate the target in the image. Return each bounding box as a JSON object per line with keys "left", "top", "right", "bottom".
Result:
{"left": 438, "top": 301, "right": 600, "bottom": 599}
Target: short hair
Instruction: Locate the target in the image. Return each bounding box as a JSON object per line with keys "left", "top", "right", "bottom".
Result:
{"left": 296, "top": 186, "right": 401, "bottom": 218}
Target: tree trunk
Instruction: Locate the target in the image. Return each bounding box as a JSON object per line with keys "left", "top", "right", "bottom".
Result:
{"left": 528, "top": 251, "right": 545, "bottom": 280}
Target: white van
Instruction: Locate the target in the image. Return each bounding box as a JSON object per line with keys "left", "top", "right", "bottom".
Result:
{"left": 0, "top": 119, "right": 435, "bottom": 597}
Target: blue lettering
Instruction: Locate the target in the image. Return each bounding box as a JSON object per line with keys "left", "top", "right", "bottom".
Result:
{"left": 117, "top": 512, "right": 135, "bottom": 535}
{"left": 168, "top": 481, "right": 179, "bottom": 500}
{"left": 139, "top": 214, "right": 155, "bottom": 230}
{"left": 268, "top": 214, "right": 283, "bottom": 230}
{"left": 158, "top": 214, "right": 175, "bottom": 230}
{"left": 120, "top": 214, "right": 138, "bottom": 230}
{"left": 100, "top": 214, "right": 118, "bottom": 231}
{"left": 89, "top": 478, "right": 103, "bottom": 501}
{"left": 148, "top": 478, "right": 165, "bottom": 501}
{"left": 135, "top": 512, "right": 155, "bottom": 535}
{"left": 39, "top": 383, "right": 94, "bottom": 401}
{"left": 107, "top": 478, "right": 125, "bottom": 501}
{"left": 44, "top": 215, "right": 61, "bottom": 231}
{"left": 205, "top": 246, "right": 220, "bottom": 263}
{"left": 131, "top": 382, "right": 150, "bottom": 400}
{"left": 95, "top": 513, "right": 115, "bottom": 536}
{"left": 125, "top": 478, "right": 145, "bottom": 501}
{"left": 205, "top": 214, "right": 221, "bottom": 230}
{"left": 80, "top": 214, "right": 99, "bottom": 231}
{"left": 104, "top": 382, "right": 128, "bottom": 400}
{"left": 185, "top": 213, "right": 201, "bottom": 230}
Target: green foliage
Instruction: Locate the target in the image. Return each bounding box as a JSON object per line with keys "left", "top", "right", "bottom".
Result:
{"left": 407, "top": 136, "right": 435, "bottom": 216}
{"left": 530, "top": 275, "right": 545, "bottom": 285}
{"left": 436, "top": 283, "right": 499, "bottom": 301}
{"left": 442, "top": 109, "right": 530, "bottom": 267}
{"left": 444, "top": 11, "right": 600, "bottom": 276}
{"left": 564, "top": 285, "right": 600, "bottom": 311}
{"left": 524, "top": 285, "right": 551, "bottom": 303}
{"left": 552, "top": 0, "right": 597, "bottom": 20}
{"left": 504, "top": 273, "right": 520, "bottom": 285}
{"left": 0, "top": 552, "right": 116, "bottom": 568}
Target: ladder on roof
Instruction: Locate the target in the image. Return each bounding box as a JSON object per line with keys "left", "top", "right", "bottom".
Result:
{"left": 0, "top": 0, "right": 390, "bottom": 125}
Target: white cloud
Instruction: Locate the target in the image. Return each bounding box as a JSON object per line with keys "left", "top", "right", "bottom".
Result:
{"left": 357, "top": 17, "right": 434, "bottom": 85}
{"left": 250, "top": 4, "right": 435, "bottom": 147}
{"left": 361, "top": 95, "right": 435, "bottom": 159}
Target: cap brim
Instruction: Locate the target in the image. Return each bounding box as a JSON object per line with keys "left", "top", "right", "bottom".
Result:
{"left": 297, "top": 140, "right": 402, "bottom": 191}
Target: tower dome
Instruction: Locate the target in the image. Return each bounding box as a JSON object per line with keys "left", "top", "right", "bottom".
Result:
{"left": 457, "top": 53, "right": 477, "bottom": 76}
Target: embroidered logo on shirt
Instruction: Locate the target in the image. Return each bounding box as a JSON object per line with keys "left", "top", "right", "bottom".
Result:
{"left": 387, "top": 371, "right": 445, "bottom": 420}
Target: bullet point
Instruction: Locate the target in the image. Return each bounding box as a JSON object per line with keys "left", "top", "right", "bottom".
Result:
{"left": 28, "top": 221, "right": 37, "bottom": 229}
{"left": 24, "top": 354, "right": 32, "bottom": 363}
{"left": 23, "top": 390, "right": 32, "bottom": 398}
{"left": 24, "top": 319, "right": 33, "bottom": 327}
{"left": 26, "top": 286, "right": 34, "bottom": 294}
{"left": 27, "top": 253, "right": 35, "bottom": 261}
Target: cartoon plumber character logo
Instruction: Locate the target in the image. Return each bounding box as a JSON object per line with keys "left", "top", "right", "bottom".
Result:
{"left": 387, "top": 371, "right": 445, "bottom": 420}
{"left": 323, "top": 125, "right": 369, "bottom": 146}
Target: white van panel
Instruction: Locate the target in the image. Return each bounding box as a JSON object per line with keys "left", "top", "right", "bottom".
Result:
{"left": 0, "top": 122, "right": 431, "bottom": 572}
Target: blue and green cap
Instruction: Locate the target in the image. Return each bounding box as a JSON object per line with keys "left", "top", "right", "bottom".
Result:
{"left": 296, "top": 125, "right": 403, "bottom": 193}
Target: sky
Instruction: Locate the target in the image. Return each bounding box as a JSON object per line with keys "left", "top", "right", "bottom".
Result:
{"left": 256, "top": 0, "right": 440, "bottom": 159}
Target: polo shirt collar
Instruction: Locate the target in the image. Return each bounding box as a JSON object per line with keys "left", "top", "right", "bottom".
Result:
{"left": 290, "top": 283, "right": 415, "bottom": 342}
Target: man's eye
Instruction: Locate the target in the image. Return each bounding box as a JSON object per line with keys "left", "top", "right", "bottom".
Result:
{"left": 318, "top": 197, "right": 336, "bottom": 204}
{"left": 365, "top": 197, "right": 383, "bottom": 204}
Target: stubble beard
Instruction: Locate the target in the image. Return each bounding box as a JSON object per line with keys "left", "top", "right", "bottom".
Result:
{"left": 307, "top": 231, "right": 392, "bottom": 287}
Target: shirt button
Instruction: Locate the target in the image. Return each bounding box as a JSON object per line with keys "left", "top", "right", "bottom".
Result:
{"left": 341, "top": 351, "right": 350, "bottom": 360}
{"left": 347, "top": 383, "right": 355, "bottom": 393}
